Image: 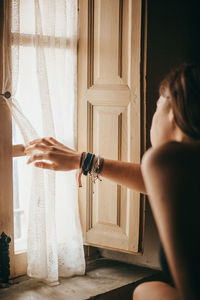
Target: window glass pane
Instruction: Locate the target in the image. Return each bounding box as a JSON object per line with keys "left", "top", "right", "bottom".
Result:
{"left": 13, "top": 156, "right": 30, "bottom": 253}
{"left": 12, "top": 8, "right": 75, "bottom": 253}
{"left": 15, "top": 46, "right": 43, "bottom": 134}
{"left": 20, "top": 0, "right": 35, "bottom": 34}
{"left": 12, "top": 46, "right": 42, "bottom": 253}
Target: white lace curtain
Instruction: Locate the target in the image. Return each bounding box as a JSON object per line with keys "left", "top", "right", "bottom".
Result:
{"left": 2, "top": 0, "right": 85, "bottom": 284}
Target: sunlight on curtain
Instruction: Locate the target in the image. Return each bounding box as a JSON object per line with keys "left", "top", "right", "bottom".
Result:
{"left": 3, "top": 0, "right": 85, "bottom": 283}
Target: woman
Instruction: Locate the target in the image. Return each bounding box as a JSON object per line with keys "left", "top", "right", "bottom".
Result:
{"left": 25, "top": 63, "right": 200, "bottom": 300}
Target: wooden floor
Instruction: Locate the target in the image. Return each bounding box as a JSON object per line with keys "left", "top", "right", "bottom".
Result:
{"left": 0, "top": 259, "right": 160, "bottom": 300}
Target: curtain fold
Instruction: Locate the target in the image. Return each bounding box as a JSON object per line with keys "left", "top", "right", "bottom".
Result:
{"left": 2, "top": 0, "right": 85, "bottom": 283}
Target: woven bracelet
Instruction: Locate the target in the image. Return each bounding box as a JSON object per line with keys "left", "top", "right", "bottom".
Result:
{"left": 82, "top": 152, "right": 93, "bottom": 175}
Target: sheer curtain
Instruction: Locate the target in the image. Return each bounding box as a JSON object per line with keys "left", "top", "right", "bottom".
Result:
{"left": 2, "top": 0, "right": 85, "bottom": 284}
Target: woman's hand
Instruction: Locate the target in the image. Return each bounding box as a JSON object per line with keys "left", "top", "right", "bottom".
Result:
{"left": 25, "top": 137, "right": 81, "bottom": 171}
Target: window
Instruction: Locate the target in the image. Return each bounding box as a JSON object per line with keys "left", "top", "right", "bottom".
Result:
{"left": 0, "top": 0, "right": 80, "bottom": 279}
{"left": 0, "top": 0, "right": 144, "bottom": 279}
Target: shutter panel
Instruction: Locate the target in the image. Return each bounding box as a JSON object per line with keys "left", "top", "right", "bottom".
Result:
{"left": 78, "top": 0, "right": 143, "bottom": 253}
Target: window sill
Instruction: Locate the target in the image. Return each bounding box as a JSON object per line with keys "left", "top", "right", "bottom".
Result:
{"left": 0, "top": 259, "right": 161, "bottom": 300}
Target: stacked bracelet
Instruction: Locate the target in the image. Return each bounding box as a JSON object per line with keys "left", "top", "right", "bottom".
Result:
{"left": 82, "top": 153, "right": 95, "bottom": 175}
{"left": 78, "top": 152, "right": 104, "bottom": 187}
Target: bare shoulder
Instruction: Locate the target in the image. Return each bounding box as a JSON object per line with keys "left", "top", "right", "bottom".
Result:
{"left": 141, "top": 141, "right": 200, "bottom": 179}
{"left": 141, "top": 141, "right": 200, "bottom": 211}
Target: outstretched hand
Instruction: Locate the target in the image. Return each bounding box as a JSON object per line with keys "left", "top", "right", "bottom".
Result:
{"left": 25, "top": 137, "right": 81, "bottom": 171}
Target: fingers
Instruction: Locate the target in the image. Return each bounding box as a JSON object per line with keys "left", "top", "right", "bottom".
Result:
{"left": 25, "top": 137, "right": 79, "bottom": 172}
{"left": 25, "top": 137, "right": 76, "bottom": 154}
{"left": 47, "top": 137, "right": 63, "bottom": 146}
{"left": 27, "top": 137, "right": 54, "bottom": 147}
{"left": 25, "top": 143, "right": 51, "bottom": 154}
{"left": 34, "top": 161, "right": 57, "bottom": 170}
{"left": 46, "top": 137, "right": 76, "bottom": 152}
{"left": 27, "top": 153, "right": 53, "bottom": 164}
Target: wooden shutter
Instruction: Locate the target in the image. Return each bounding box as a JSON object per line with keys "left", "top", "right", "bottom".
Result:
{"left": 78, "top": 0, "right": 143, "bottom": 253}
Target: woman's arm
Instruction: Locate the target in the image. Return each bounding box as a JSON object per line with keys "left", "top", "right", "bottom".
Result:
{"left": 25, "top": 137, "right": 146, "bottom": 194}
{"left": 101, "top": 158, "right": 146, "bottom": 193}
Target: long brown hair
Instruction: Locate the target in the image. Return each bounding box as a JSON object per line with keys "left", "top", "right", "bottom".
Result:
{"left": 159, "top": 64, "right": 200, "bottom": 139}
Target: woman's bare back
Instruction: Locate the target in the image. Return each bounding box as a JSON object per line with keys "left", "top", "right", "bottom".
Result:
{"left": 140, "top": 141, "right": 200, "bottom": 300}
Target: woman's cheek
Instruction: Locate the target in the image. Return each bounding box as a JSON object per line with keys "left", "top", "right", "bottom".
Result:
{"left": 150, "top": 114, "right": 157, "bottom": 147}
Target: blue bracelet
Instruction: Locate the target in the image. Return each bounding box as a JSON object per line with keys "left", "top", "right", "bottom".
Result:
{"left": 82, "top": 152, "right": 93, "bottom": 175}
